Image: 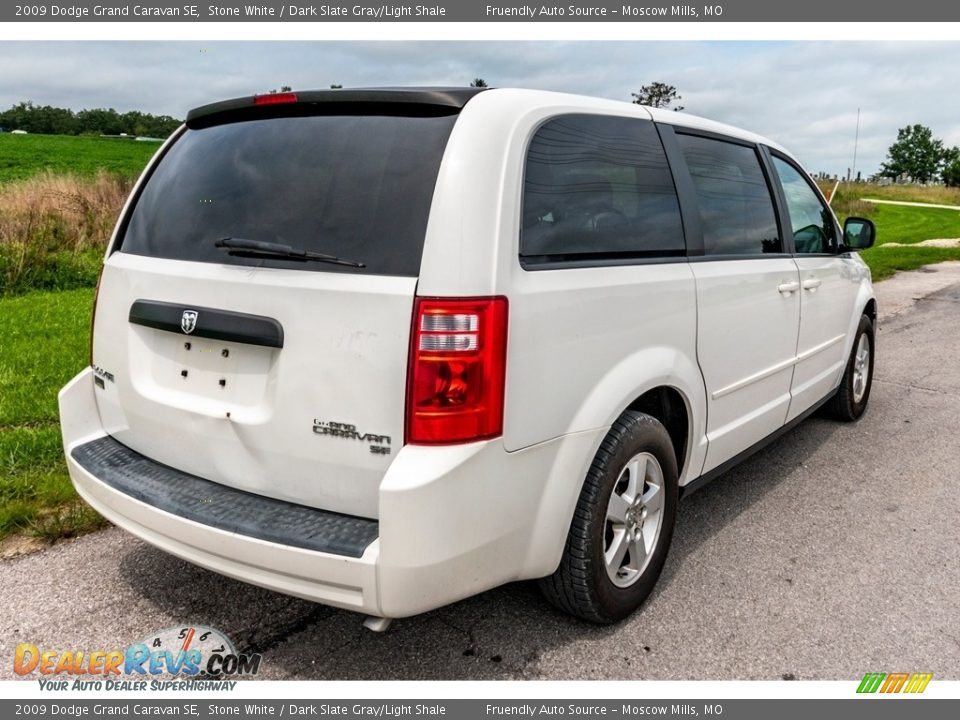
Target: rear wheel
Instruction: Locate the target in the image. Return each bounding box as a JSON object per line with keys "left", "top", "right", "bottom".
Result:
{"left": 827, "top": 314, "right": 874, "bottom": 421}
{"left": 539, "top": 411, "right": 678, "bottom": 623}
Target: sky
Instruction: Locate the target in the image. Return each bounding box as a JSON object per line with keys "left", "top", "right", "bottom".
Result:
{"left": 1, "top": 40, "right": 959, "bottom": 177}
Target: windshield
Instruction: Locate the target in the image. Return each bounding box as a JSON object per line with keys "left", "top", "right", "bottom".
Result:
{"left": 117, "top": 112, "right": 457, "bottom": 276}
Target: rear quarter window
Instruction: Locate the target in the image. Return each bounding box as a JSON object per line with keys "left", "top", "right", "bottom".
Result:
{"left": 520, "top": 114, "right": 684, "bottom": 265}
{"left": 118, "top": 113, "right": 457, "bottom": 276}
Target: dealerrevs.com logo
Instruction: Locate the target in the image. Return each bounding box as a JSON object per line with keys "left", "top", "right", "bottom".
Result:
{"left": 14, "top": 626, "right": 261, "bottom": 689}
{"left": 857, "top": 672, "right": 933, "bottom": 694}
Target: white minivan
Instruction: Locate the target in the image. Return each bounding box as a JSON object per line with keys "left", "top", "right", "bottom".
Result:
{"left": 59, "top": 88, "right": 877, "bottom": 625}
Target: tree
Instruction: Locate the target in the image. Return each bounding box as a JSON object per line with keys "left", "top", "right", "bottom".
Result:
{"left": 943, "top": 147, "right": 960, "bottom": 187}
{"left": 77, "top": 108, "right": 123, "bottom": 136}
{"left": 879, "top": 124, "right": 945, "bottom": 183}
{"left": 631, "top": 82, "right": 683, "bottom": 111}
{"left": 470, "top": 78, "right": 488, "bottom": 88}
{"left": 330, "top": 84, "right": 343, "bottom": 89}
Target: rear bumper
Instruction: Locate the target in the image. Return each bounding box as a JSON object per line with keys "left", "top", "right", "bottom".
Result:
{"left": 60, "top": 368, "right": 605, "bottom": 617}
{"left": 61, "top": 370, "right": 380, "bottom": 613}
{"left": 71, "top": 436, "right": 379, "bottom": 558}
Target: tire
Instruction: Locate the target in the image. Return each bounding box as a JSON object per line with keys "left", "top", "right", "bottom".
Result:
{"left": 539, "top": 411, "right": 679, "bottom": 624}
{"left": 827, "top": 314, "right": 875, "bottom": 422}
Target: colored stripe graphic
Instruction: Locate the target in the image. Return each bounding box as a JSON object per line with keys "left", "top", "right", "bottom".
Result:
{"left": 881, "top": 672, "right": 909, "bottom": 693}
{"left": 904, "top": 673, "right": 933, "bottom": 693}
{"left": 857, "top": 672, "right": 932, "bottom": 694}
{"left": 857, "top": 673, "right": 886, "bottom": 693}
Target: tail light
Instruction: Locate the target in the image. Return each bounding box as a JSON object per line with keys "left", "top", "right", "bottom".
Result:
{"left": 406, "top": 297, "right": 509, "bottom": 445}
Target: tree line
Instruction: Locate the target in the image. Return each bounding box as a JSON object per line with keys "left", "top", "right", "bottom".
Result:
{"left": 0, "top": 102, "right": 181, "bottom": 138}
{"left": 5, "top": 84, "right": 959, "bottom": 187}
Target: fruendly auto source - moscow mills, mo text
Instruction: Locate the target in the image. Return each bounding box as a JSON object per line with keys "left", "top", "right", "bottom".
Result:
{"left": 485, "top": 5, "right": 714, "bottom": 17}
{"left": 16, "top": 3, "right": 720, "bottom": 19}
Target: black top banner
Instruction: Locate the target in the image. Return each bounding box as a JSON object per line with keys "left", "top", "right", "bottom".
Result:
{"left": 5, "top": 0, "right": 960, "bottom": 22}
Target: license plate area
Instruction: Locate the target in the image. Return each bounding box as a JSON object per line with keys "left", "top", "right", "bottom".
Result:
{"left": 129, "top": 326, "right": 276, "bottom": 412}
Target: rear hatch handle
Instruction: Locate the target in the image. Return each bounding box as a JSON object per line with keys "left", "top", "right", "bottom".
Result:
{"left": 129, "top": 299, "right": 284, "bottom": 349}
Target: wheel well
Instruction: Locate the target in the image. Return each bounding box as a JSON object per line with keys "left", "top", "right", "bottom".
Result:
{"left": 626, "top": 387, "right": 689, "bottom": 476}
{"left": 864, "top": 298, "right": 877, "bottom": 324}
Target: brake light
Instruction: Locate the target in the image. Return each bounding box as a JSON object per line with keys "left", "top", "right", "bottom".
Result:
{"left": 254, "top": 92, "right": 298, "bottom": 106}
{"left": 406, "top": 297, "right": 509, "bottom": 445}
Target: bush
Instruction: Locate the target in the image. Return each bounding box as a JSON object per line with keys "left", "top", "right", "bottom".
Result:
{"left": 821, "top": 184, "right": 878, "bottom": 222}
{"left": 0, "top": 171, "right": 131, "bottom": 295}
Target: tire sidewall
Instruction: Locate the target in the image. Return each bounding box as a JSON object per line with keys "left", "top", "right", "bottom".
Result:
{"left": 589, "top": 415, "right": 679, "bottom": 622}
{"left": 844, "top": 315, "right": 875, "bottom": 419}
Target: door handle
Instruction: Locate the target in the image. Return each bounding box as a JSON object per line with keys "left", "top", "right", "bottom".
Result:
{"left": 802, "top": 277, "right": 822, "bottom": 291}
{"left": 777, "top": 281, "right": 800, "bottom": 295}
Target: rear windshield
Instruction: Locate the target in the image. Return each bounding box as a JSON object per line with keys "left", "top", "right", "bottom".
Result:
{"left": 117, "top": 113, "right": 458, "bottom": 276}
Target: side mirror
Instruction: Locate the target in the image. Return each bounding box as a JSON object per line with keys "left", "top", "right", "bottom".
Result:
{"left": 843, "top": 217, "right": 876, "bottom": 251}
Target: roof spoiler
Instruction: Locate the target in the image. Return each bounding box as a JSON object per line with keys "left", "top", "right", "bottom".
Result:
{"left": 185, "top": 87, "right": 488, "bottom": 128}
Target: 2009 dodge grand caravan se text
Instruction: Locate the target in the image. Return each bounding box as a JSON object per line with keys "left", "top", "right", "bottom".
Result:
{"left": 59, "top": 87, "right": 878, "bottom": 625}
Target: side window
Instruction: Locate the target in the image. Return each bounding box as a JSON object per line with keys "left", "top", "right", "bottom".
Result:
{"left": 772, "top": 156, "right": 837, "bottom": 254}
{"left": 520, "top": 114, "right": 684, "bottom": 262}
{"left": 675, "top": 133, "right": 780, "bottom": 256}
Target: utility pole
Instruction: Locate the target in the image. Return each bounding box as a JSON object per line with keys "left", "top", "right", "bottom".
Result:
{"left": 852, "top": 107, "right": 861, "bottom": 182}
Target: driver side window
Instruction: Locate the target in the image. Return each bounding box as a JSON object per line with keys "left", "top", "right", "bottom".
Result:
{"left": 772, "top": 156, "right": 837, "bottom": 254}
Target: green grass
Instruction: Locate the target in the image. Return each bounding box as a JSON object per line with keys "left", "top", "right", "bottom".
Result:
{"left": 862, "top": 246, "right": 960, "bottom": 282}
{"left": 850, "top": 182, "right": 960, "bottom": 207}
{"left": 818, "top": 180, "right": 960, "bottom": 209}
{"left": 0, "top": 288, "right": 93, "bottom": 425}
{"left": 856, "top": 201, "right": 960, "bottom": 282}
{"left": 0, "top": 288, "right": 105, "bottom": 540}
{"left": 0, "top": 134, "right": 157, "bottom": 184}
{"left": 869, "top": 203, "right": 960, "bottom": 244}
{"left": 823, "top": 184, "right": 960, "bottom": 281}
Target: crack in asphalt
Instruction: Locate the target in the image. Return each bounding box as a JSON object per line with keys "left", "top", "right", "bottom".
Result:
{"left": 235, "top": 603, "right": 335, "bottom": 657}
{"left": 916, "top": 294, "right": 960, "bottom": 303}
{"left": 873, "top": 378, "right": 960, "bottom": 397}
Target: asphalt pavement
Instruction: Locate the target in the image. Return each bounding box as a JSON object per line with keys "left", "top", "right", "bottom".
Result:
{"left": 2, "top": 264, "right": 959, "bottom": 681}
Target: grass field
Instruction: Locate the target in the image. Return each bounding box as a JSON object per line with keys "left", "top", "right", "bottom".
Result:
{"left": 817, "top": 182, "right": 960, "bottom": 281}
{"left": 819, "top": 180, "right": 960, "bottom": 208}
{"left": 866, "top": 203, "right": 960, "bottom": 244}
{"left": 857, "top": 203, "right": 960, "bottom": 281}
{"left": 0, "top": 171, "right": 131, "bottom": 296}
{"left": 0, "top": 288, "right": 106, "bottom": 541}
{"left": 0, "top": 135, "right": 152, "bottom": 297}
{"left": 862, "top": 245, "right": 960, "bottom": 281}
{"left": 0, "top": 134, "right": 158, "bottom": 184}
{"left": 848, "top": 183, "right": 960, "bottom": 206}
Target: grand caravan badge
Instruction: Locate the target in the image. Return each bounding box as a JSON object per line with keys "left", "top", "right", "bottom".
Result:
{"left": 313, "top": 420, "right": 391, "bottom": 455}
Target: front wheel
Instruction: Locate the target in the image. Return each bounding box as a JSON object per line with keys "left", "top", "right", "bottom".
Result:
{"left": 539, "top": 411, "right": 678, "bottom": 623}
{"left": 827, "top": 314, "right": 875, "bottom": 421}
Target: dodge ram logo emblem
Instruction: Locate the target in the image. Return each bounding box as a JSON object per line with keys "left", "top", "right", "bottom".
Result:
{"left": 180, "top": 310, "right": 198, "bottom": 335}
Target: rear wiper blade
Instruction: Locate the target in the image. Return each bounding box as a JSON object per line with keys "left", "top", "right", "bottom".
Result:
{"left": 214, "top": 237, "right": 365, "bottom": 268}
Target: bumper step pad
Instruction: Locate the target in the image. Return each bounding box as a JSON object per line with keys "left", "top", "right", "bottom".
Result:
{"left": 71, "top": 436, "right": 379, "bottom": 558}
